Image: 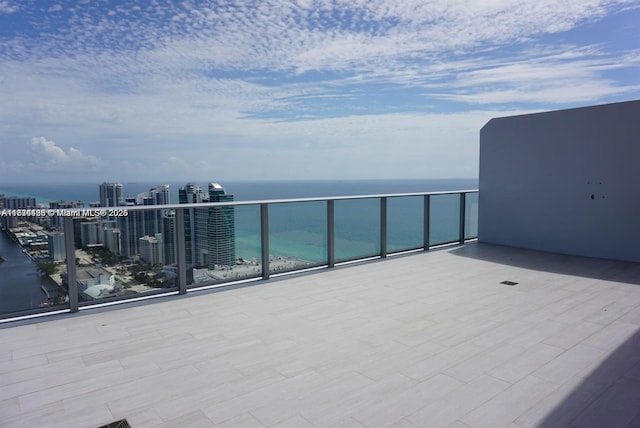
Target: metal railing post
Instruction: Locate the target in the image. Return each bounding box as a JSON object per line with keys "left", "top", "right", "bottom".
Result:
{"left": 63, "top": 216, "right": 78, "bottom": 313}
{"left": 424, "top": 195, "right": 431, "bottom": 250}
{"left": 459, "top": 192, "right": 466, "bottom": 244}
{"left": 175, "top": 208, "right": 187, "bottom": 294}
{"left": 261, "top": 203, "right": 269, "bottom": 280}
{"left": 380, "top": 197, "right": 387, "bottom": 258}
{"left": 327, "top": 199, "right": 335, "bottom": 268}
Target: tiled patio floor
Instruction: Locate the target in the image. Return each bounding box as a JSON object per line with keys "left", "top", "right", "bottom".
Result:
{"left": 2, "top": 243, "right": 640, "bottom": 427}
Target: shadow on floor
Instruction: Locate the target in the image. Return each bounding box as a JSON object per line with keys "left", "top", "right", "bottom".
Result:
{"left": 452, "top": 242, "right": 640, "bottom": 426}
{"left": 537, "top": 329, "right": 640, "bottom": 427}
{"left": 450, "top": 242, "right": 640, "bottom": 286}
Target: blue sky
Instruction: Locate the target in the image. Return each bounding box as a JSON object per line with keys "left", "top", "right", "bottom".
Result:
{"left": 1, "top": 0, "right": 638, "bottom": 183}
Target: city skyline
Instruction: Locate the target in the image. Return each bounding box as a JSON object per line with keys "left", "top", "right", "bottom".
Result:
{"left": 1, "top": 1, "right": 639, "bottom": 183}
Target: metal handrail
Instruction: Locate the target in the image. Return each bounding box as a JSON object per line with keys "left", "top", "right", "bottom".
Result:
{"left": 44, "top": 189, "right": 480, "bottom": 212}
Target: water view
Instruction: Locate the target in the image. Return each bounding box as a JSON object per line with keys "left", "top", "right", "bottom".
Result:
{"left": 0, "top": 179, "right": 478, "bottom": 317}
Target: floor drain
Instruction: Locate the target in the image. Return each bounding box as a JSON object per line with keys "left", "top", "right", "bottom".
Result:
{"left": 500, "top": 281, "right": 518, "bottom": 286}
{"left": 98, "top": 420, "right": 131, "bottom": 428}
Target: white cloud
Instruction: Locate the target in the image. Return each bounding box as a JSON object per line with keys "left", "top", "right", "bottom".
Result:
{"left": 427, "top": 46, "right": 640, "bottom": 104}
{"left": 26, "top": 137, "right": 101, "bottom": 171}
{"left": 0, "top": 0, "right": 18, "bottom": 14}
{"left": 30, "top": 137, "right": 67, "bottom": 162}
{"left": 436, "top": 83, "right": 640, "bottom": 105}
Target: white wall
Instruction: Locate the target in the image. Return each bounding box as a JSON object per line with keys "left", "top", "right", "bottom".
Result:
{"left": 478, "top": 100, "right": 640, "bottom": 262}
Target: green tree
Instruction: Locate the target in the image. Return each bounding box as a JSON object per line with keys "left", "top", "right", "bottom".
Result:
{"left": 38, "top": 260, "right": 57, "bottom": 276}
{"left": 54, "top": 292, "right": 66, "bottom": 306}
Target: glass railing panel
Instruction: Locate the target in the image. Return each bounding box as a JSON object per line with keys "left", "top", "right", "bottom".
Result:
{"left": 335, "top": 198, "right": 380, "bottom": 262}
{"left": 387, "top": 196, "right": 423, "bottom": 253}
{"left": 465, "top": 192, "right": 479, "bottom": 239}
{"left": 0, "top": 215, "right": 69, "bottom": 317}
{"left": 429, "top": 194, "right": 461, "bottom": 246}
{"left": 188, "top": 204, "right": 262, "bottom": 288}
{"left": 268, "top": 201, "right": 327, "bottom": 275}
{"left": 76, "top": 210, "right": 178, "bottom": 305}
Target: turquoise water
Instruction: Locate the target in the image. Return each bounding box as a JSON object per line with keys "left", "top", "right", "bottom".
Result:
{"left": 236, "top": 193, "right": 477, "bottom": 264}
{"left": 223, "top": 184, "right": 478, "bottom": 264}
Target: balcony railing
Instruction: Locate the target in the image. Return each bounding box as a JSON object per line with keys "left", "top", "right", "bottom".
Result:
{"left": 0, "top": 190, "right": 478, "bottom": 321}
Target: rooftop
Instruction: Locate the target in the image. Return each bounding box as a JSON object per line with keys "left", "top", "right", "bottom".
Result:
{"left": 2, "top": 242, "right": 640, "bottom": 427}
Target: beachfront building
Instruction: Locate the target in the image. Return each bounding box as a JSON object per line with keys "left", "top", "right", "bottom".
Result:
{"left": 99, "top": 182, "right": 123, "bottom": 207}
{"left": 178, "top": 182, "right": 235, "bottom": 268}
{"left": 178, "top": 182, "right": 207, "bottom": 266}
{"left": 207, "top": 183, "right": 236, "bottom": 269}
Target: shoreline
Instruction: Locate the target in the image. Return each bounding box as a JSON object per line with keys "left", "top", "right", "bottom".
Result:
{"left": 195, "top": 255, "right": 316, "bottom": 283}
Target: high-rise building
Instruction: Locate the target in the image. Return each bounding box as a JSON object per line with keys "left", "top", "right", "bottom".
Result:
{"left": 0, "top": 195, "right": 37, "bottom": 228}
{"left": 139, "top": 234, "right": 163, "bottom": 265}
{"left": 103, "top": 228, "right": 121, "bottom": 255}
{"left": 80, "top": 219, "right": 116, "bottom": 247}
{"left": 47, "top": 232, "right": 66, "bottom": 261}
{"left": 137, "top": 185, "right": 170, "bottom": 238}
{"left": 162, "top": 212, "right": 176, "bottom": 266}
{"left": 3, "top": 196, "right": 36, "bottom": 209}
{"left": 178, "top": 182, "right": 235, "bottom": 268}
{"left": 207, "top": 183, "right": 235, "bottom": 269}
{"left": 118, "top": 185, "right": 175, "bottom": 264}
{"left": 99, "top": 182, "right": 123, "bottom": 207}
{"left": 179, "top": 183, "right": 207, "bottom": 266}
{"left": 117, "top": 196, "right": 138, "bottom": 258}
{"left": 80, "top": 220, "right": 102, "bottom": 247}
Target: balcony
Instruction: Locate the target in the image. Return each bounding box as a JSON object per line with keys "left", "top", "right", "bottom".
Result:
{"left": 2, "top": 241, "right": 640, "bottom": 427}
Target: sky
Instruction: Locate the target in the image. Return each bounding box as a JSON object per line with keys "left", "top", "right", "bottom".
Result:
{"left": 0, "top": 0, "right": 639, "bottom": 183}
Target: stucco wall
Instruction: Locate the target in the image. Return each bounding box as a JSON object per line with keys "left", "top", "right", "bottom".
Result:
{"left": 478, "top": 100, "right": 640, "bottom": 262}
